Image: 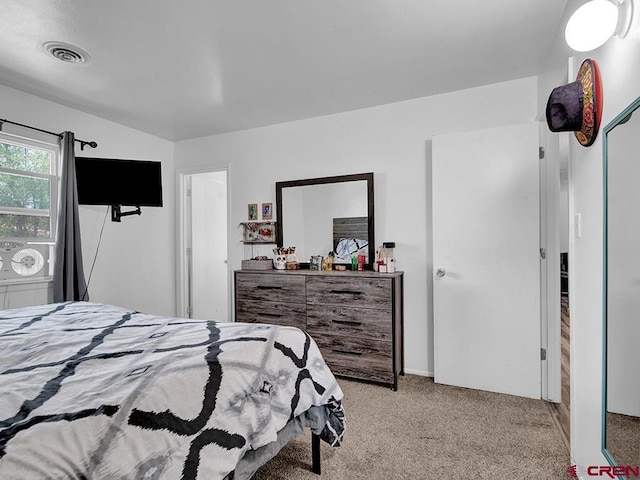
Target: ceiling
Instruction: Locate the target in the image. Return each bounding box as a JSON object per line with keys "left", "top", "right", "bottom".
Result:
{"left": 0, "top": 0, "right": 569, "bottom": 142}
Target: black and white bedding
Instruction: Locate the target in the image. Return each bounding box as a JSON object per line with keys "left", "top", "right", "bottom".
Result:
{"left": 0, "top": 302, "right": 345, "bottom": 479}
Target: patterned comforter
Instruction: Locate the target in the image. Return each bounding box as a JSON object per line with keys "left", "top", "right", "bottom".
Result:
{"left": 0, "top": 302, "right": 345, "bottom": 479}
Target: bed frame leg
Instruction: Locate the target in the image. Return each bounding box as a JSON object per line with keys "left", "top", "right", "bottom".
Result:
{"left": 312, "top": 433, "right": 321, "bottom": 474}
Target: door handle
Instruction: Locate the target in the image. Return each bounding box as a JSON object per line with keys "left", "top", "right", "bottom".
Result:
{"left": 436, "top": 268, "right": 446, "bottom": 277}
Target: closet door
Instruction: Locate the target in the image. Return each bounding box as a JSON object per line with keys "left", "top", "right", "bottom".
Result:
{"left": 432, "top": 123, "right": 541, "bottom": 399}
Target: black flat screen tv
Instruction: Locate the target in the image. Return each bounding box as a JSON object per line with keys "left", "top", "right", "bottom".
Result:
{"left": 75, "top": 157, "right": 163, "bottom": 207}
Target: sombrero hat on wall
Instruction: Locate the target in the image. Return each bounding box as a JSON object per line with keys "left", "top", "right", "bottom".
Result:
{"left": 545, "top": 58, "right": 603, "bottom": 147}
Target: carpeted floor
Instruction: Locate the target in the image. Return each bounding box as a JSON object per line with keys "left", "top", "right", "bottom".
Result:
{"left": 606, "top": 412, "right": 640, "bottom": 468}
{"left": 253, "top": 375, "right": 571, "bottom": 479}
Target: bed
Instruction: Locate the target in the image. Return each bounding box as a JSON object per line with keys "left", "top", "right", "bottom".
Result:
{"left": 0, "top": 301, "right": 345, "bottom": 479}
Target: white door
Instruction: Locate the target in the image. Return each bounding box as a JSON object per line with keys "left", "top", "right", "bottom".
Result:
{"left": 189, "top": 171, "right": 228, "bottom": 320}
{"left": 432, "top": 123, "right": 541, "bottom": 399}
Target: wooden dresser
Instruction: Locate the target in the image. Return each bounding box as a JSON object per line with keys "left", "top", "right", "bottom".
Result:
{"left": 234, "top": 269, "right": 403, "bottom": 389}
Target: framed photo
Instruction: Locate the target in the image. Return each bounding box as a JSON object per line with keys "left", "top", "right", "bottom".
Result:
{"left": 248, "top": 203, "right": 258, "bottom": 221}
{"left": 262, "top": 202, "right": 273, "bottom": 220}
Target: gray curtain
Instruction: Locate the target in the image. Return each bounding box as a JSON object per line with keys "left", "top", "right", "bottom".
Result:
{"left": 53, "top": 131, "right": 89, "bottom": 302}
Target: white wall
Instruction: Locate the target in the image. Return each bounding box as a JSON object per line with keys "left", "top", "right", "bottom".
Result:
{"left": 538, "top": 0, "right": 640, "bottom": 469}
{"left": 0, "top": 84, "right": 176, "bottom": 315}
{"left": 174, "top": 76, "right": 539, "bottom": 376}
{"left": 0, "top": 280, "right": 52, "bottom": 310}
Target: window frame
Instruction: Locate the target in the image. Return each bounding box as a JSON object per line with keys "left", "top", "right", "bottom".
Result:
{"left": 0, "top": 131, "right": 60, "bottom": 243}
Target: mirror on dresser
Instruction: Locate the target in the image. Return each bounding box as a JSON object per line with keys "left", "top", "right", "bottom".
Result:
{"left": 603, "top": 95, "right": 640, "bottom": 470}
{"left": 275, "top": 172, "right": 375, "bottom": 267}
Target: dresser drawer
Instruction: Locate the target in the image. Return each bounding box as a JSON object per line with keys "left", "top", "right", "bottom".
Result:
{"left": 307, "top": 304, "right": 391, "bottom": 341}
{"left": 236, "top": 273, "right": 305, "bottom": 304}
{"left": 235, "top": 299, "right": 306, "bottom": 330}
{"left": 306, "top": 276, "right": 391, "bottom": 309}
{"left": 312, "top": 333, "right": 393, "bottom": 384}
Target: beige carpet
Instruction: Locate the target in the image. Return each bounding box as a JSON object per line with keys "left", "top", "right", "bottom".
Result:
{"left": 253, "top": 375, "right": 571, "bottom": 479}
{"left": 606, "top": 412, "right": 640, "bottom": 468}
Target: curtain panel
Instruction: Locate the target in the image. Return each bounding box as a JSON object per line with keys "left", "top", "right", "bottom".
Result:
{"left": 53, "top": 131, "right": 89, "bottom": 302}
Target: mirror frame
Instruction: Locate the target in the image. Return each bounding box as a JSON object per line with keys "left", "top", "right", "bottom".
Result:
{"left": 601, "top": 94, "right": 640, "bottom": 467}
{"left": 275, "top": 172, "right": 375, "bottom": 268}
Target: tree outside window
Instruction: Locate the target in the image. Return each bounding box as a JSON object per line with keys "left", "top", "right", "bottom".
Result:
{"left": 0, "top": 134, "right": 58, "bottom": 240}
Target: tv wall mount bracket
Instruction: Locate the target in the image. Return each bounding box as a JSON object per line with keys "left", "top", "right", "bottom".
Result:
{"left": 111, "top": 205, "right": 142, "bottom": 222}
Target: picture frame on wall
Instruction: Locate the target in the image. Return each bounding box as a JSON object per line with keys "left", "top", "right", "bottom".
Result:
{"left": 248, "top": 203, "right": 258, "bottom": 221}
{"left": 262, "top": 202, "right": 273, "bottom": 220}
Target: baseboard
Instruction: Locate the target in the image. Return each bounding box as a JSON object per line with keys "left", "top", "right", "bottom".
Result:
{"left": 404, "top": 368, "right": 434, "bottom": 377}
{"left": 546, "top": 401, "right": 570, "bottom": 452}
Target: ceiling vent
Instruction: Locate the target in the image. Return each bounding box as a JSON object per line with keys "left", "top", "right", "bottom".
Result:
{"left": 43, "top": 42, "right": 90, "bottom": 64}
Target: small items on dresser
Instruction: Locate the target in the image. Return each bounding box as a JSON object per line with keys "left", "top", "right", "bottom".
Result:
{"left": 322, "top": 252, "right": 335, "bottom": 271}
{"left": 273, "top": 255, "right": 286, "bottom": 270}
{"left": 273, "top": 246, "right": 299, "bottom": 270}
{"left": 375, "top": 242, "right": 396, "bottom": 273}
{"left": 286, "top": 260, "right": 300, "bottom": 270}
{"left": 310, "top": 255, "right": 323, "bottom": 271}
{"left": 311, "top": 252, "right": 335, "bottom": 271}
{"left": 349, "top": 254, "right": 366, "bottom": 271}
{"left": 241, "top": 256, "right": 273, "bottom": 270}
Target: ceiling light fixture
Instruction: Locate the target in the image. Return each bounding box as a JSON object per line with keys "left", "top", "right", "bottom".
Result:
{"left": 565, "top": 0, "right": 634, "bottom": 52}
{"left": 43, "top": 41, "right": 91, "bottom": 64}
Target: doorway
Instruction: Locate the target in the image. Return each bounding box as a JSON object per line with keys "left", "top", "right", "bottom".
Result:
{"left": 177, "top": 168, "right": 229, "bottom": 321}
{"left": 538, "top": 123, "right": 571, "bottom": 448}
{"left": 553, "top": 135, "right": 571, "bottom": 447}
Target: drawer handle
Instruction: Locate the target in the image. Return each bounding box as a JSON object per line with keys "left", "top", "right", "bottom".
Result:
{"left": 332, "top": 319, "right": 362, "bottom": 327}
{"left": 330, "top": 290, "right": 362, "bottom": 295}
{"left": 256, "top": 285, "right": 283, "bottom": 290}
{"left": 260, "top": 312, "right": 283, "bottom": 318}
{"left": 331, "top": 348, "right": 362, "bottom": 356}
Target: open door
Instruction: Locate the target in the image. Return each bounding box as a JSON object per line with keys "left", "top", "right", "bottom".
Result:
{"left": 432, "top": 123, "right": 541, "bottom": 399}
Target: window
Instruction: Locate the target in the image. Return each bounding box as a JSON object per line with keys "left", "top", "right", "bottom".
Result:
{"left": 0, "top": 133, "right": 59, "bottom": 241}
